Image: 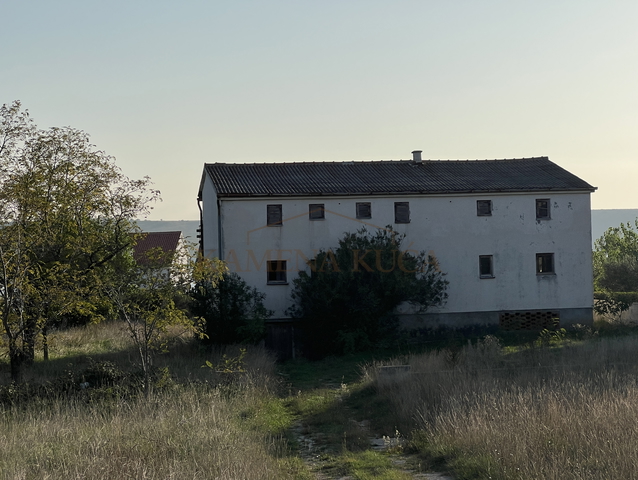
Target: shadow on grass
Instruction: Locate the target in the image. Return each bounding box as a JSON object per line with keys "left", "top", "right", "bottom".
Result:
{"left": 0, "top": 334, "right": 260, "bottom": 409}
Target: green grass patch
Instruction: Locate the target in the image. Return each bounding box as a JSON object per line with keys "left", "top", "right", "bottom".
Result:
{"left": 280, "top": 355, "right": 371, "bottom": 391}
{"left": 239, "top": 396, "right": 296, "bottom": 436}
{"left": 276, "top": 456, "right": 316, "bottom": 480}
{"left": 328, "top": 450, "right": 414, "bottom": 480}
{"left": 411, "top": 430, "right": 494, "bottom": 480}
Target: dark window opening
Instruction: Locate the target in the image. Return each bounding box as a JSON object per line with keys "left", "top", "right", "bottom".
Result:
{"left": 394, "top": 202, "right": 410, "bottom": 224}
{"left": 477, "top": 200, "right": 492, "bottom": 216}
{"left": 267, "top": 260, "right": 287, "bottom": 284}
{"left": 267, "top": 204, "right": 282, "bottom": 226}
{"left": 536, "top": 199, "right": 550, "bottom": 219}
{"left": 479, "top": 255, "right": 494, "bottom": 278}
{"left": 356, "top": 202, "right": 372, "bottom": 219}
{"left": 536, "top": 253, "right": 555, "bottom": 274}
{"left": 309, "top": 204, "right": 325, "bottom": 220}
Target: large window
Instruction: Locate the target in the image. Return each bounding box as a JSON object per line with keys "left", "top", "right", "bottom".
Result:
{"left": 477, "top": 200, "right": 492, "bottom": 216}
{"left": 536, "top": 199, "right": 550, "bottom": 220}
{"left": 309, "top": 204, "right": 325, "bottom": 220}
{"left": 267, "top": 260, "right": 287, "bottom": 284}
{"left": 536, "top": 253, "right": 555, "bottom": 274}
{"left": 356, "top": 202, "right": 372, "bottom": 219}
{"left": 479, "top": 255, "right": 494, "bottom": 278}
{"left": 394, "top": 202, "right": 410, "bottom": 224}
{"left": 267, "top": 204, "right": 282, "bottom": 226}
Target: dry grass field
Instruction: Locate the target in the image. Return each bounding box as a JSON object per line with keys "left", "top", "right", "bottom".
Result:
{"left": 371, "top": 329, "right": 638, "bottom": 479}
{"left": 4, "top": 321, "right": 638, "bottom": 479}
{"left": 0, "top": 322, "right": 308, "bottom": 480}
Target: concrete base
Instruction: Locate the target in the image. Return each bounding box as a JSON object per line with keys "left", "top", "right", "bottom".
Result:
{"left": 398, "top": 307, "right": 594, "bottom": 331}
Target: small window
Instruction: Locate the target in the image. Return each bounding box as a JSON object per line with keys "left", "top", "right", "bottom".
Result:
{"left": 477, "top": 200, "right": 492, "bottom": 216}
{"left": 267, "top": 205, "right": 282, "bottom": 226}
{"left": 394, "top": 202, "right": 410, "bottom": 224}
{"left": 479, "top": 255, "right": 494, "bottom": 278}
{"left": 267, "top": 260, "right": 287, "bottom": 284}
{"left": 536, "top": 253, "right": 555, "bottom": 274}
{"left": 356, "top": 202, "right": 372, "bottom": 219}
{"left": 309, "top": 204, "right": 325, "bottom": 220}
{"left": 536, "top": 199, "right": 550, "bottom": 219}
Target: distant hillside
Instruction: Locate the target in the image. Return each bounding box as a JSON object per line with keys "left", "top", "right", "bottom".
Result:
{"left": 135, "top": 210, "right": 638, "bottom": 249}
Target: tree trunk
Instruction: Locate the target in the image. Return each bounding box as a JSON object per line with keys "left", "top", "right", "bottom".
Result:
{"left": 42, "top": 325, "right": 49, "bottom": 361}
{"left": 22, "top": 318, "right": 38, "bottom": 366}
{"left": 9, "top": 348, "right": 27, "bottom": 383}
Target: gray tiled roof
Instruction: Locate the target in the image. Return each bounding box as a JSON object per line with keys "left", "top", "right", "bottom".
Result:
{"left": 202, "top": 157, "right": 595, "bottom": 198}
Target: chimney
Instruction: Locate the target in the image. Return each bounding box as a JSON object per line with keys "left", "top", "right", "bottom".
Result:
{"left": 412, "top": 150, "right": 422, "bottom": 163}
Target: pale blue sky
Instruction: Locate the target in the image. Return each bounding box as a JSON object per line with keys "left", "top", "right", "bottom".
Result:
{"left": 2, "top": 1, "right": 637, "bottom": 219}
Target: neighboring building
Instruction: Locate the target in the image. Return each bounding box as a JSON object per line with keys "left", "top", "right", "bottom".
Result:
{"left": 132, "top": 231, "right": 183, "bottom": 267}
{"left": 198, "top": 152, "right": 596, "bottom": 330}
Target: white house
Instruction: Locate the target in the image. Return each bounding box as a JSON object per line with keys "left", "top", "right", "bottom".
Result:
{"left": 197, "top": 152, "right": 596, "bottom": 330}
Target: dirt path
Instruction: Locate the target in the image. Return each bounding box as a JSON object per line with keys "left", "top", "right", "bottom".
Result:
{"left": 289, "top": 396, "right": 454, "bottom": 479}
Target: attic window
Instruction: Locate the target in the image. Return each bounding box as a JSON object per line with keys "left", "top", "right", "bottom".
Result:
{"left": 477, "top": 200, "right": 492, "bottom": 216}
{"left": 267, "top": 260, "right": 287, "bottom": 284}
{"left": 356, "top": 202, "right": 372, "bottom": 219}
{"left": 267, "top": 205, "right": 282, "bottom": 226}
{"left": 536, "top": 199, "right": 550, "bottom": 219}
{"left": 394, "top": 202, "right": 410, "bottom": 224}
{"left": 536, "top": 253, "right": 555, "bottom": 274}
{"left": 309, "top": 204, "right": 325, "bottom": 220}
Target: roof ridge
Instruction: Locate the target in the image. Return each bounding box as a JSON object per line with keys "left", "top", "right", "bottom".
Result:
{"left": 204, "top": 156, "right": 548, "bottom": 166}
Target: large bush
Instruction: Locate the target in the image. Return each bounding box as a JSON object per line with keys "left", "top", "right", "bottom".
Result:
{"left": 191, "top": 271, "right": 272, "bottom": 345}
{"left": 593, "top": 220, "right": 638, "bottom": 319}
{"left": 594, "top": 220, "right": 638, "bottom": 291}
{"left": 288, "top": 226, "right": 448, "bottom": 356}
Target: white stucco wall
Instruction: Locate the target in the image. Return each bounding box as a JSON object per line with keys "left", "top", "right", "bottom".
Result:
{"left": 200, "top": 173, "right": 219, "bottom": 260}
{"left": 201, "top": 186, "right": 593, "bottom": 321}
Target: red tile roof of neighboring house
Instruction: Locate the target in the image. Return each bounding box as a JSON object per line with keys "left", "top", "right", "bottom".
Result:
{"left": 201, "top": 157, "right": 596, "bottom": 198}
{"left": 132, "top": 231, "right": 182, "bottom": 265}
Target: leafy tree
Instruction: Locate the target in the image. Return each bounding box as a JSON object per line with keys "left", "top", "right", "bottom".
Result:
{"left": 597, "top": 257, "right": 638, "bottom": 293}
{"left": 593, "top": 220, "right": 638, "bottom": 319}
{"left": 288, "top": 226, "right": 448, "bottom": 356}
{"left": 0, "top": 101, "right": 158, "bottom": 382}
{"left": 191, "top": 259, "right": 271, "bottom": 345}
{"left": 108, "top": 244, "right": 214, "bottom": 396}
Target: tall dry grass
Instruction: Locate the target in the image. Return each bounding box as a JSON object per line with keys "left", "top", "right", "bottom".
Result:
{"left": 0, "top": 388, "right": 291, "bottom": 479}
{"left": 372, "top": 334, "right": 638, "bottom": 479}
{"left": 4, "top": 320, "right": 276, "bottom": 386}
{"left": 0, "top": 322, "right": 303, "bottom": 480}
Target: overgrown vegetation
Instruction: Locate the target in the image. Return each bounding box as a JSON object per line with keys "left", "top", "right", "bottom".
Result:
{"left": 0, "top": 100, "right": 158, "bottom": 382}
{"left": 594, "top": 219, "right": 638, "bottom": 320}
{"left": 288, "top": 226, "right": 448, "bottom": 357}
{"left": 0, "top": 101, "right": 267, "bottom": 386}
{"left": 371, "top": 327, "right": 638, "bottom": 479}
{"left": 107, "top": 245, "right": 222, "bottom": 396}
{"left": 0, "top": 322, "right": 310, "bottom": 480}
{"left": 7, "top": 319, "right": 638, "bottom": 479}
{"left": 191, "top": 265, "right": 272, "bottom": 345}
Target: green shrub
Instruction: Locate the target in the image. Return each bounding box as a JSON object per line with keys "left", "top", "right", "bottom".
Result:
{"left": 594, "top": 291, "right": 638, "bottom": 319}
{"left": 191, "top": 272, "right": 272, "bottom": 345}
{"left": 288, "top": 226, "right": 448, "bottom": 357}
